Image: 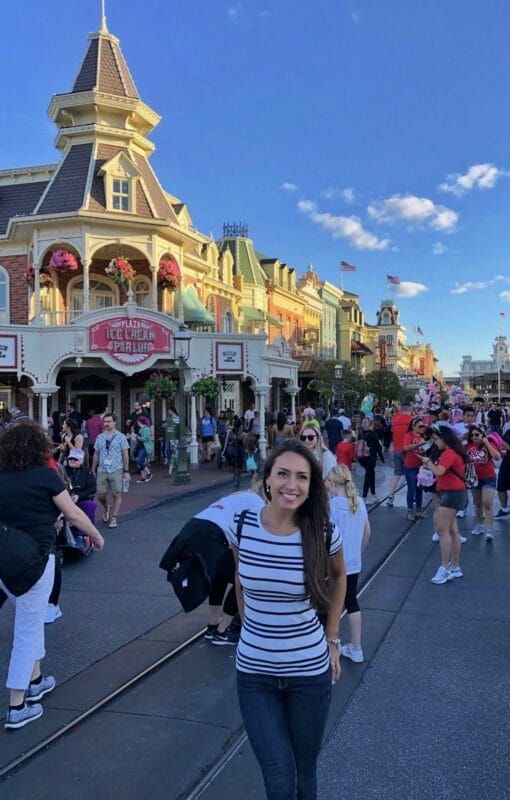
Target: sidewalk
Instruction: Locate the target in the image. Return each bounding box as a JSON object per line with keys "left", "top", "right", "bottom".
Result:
{"left": 117, "top": 459, "right": 236, "bottom": 516}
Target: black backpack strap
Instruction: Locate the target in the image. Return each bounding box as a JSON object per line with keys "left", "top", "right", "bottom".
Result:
{"left": 236, "top": 509, "right": 251, "bottom": 545}
{"left": 325, "top": 521, "right": 333, "bottom": 555}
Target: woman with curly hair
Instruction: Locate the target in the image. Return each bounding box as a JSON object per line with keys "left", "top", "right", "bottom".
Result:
{"left": 0, "top": 422, "right": 104, "bottom": 730}
{"left": 227, "top": 439, "right": 346, "bottom": 800}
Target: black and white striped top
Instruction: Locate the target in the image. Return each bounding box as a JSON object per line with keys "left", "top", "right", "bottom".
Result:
{"left": 227, "top": 507, "right": 342, "bottom": 676}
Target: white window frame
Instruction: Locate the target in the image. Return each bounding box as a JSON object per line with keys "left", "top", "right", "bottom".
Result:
{"left": 0, "top": 265, "right": 10, "bottom": 324}
{"left": 68, "top": 274, "right": 119, "bottom": 317}
{"left": 133, "top": 276, "right": 151, "bottom": 309}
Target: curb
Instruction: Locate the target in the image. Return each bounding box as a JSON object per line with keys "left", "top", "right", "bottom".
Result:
{"left": 121, "top": 475, "right": 249, "bottom": 520}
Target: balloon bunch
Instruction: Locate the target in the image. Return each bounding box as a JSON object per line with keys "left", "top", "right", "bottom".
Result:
{"left": 414, "top": 383, "right": 441, "bottom": 410}
{"left": 446, "top": 385, "right": 469, "bottom": 407}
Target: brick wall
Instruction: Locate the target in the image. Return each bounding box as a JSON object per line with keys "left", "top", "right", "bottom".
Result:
{"left": 2, "top": 254, "right": 29, "bottom": 324}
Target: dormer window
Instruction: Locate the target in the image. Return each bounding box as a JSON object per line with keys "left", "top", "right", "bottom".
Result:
{"left": 112, "top": 178, "right": 130, "bottom": 211}
{"left": 99, "top": 152, "right": 141, "bottom": 215}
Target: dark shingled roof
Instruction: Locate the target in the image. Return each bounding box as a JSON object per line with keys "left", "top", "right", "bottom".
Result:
{"left": 131, "top": 152, "right": 176, "bottom": 220}
{"left": 72, "top": 34, "right": 139, "bottom": 99}
{"left": 38, "top": 143, "right": 92, "bottom": 215}
{"left": 0, "top": 181, "right": 49, "bottom": 234}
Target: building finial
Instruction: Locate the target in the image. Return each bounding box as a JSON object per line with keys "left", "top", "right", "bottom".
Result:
{"left": 100, "top": 0, "right": 108, "bottom": 32}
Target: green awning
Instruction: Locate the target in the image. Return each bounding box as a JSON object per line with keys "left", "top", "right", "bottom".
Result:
{"left": 240, "top": 306, "right": 265, "bottom": 322}
{"left": 266, "top": 314, "right": 283, "bottom": 327}
{"left": 175, "top": 287, "right": 215, "bottom": 326}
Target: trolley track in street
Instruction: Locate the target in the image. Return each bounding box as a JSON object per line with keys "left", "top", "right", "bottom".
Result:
{"left": 1, "top": 482, "right": 414, "bottom": 788}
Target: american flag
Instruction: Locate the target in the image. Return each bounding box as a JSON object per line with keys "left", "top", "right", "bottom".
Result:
{"left": 340, "top": 260, "right": 356, "bottom": 272}
{"left": 500, "top": 312, "right": 508, "bottom": 317}
{"left": 387, "top": 274, "right": 400, "bottom": 285}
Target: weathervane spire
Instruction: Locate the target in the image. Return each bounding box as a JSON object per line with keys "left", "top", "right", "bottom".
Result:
{"left": 100, "top": 0, "right": 108, "bottom": 33}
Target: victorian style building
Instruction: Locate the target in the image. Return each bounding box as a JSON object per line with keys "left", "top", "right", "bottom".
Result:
{"left": 0, "top": 11, "right": 439, "bottom": 442}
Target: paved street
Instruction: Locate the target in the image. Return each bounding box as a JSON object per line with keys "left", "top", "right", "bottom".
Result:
{"left": 0, "top": 461, "right": 509, "bottom": 799}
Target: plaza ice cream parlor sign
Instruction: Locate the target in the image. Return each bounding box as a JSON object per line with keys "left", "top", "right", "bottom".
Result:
{"left": 89, "top": 317, "right": 171, "bottom": 365}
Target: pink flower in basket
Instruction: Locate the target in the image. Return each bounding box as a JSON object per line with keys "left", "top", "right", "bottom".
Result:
{"left": 105, "top": 256, "right": 136, "bottom": 286}
{"left": 48, "top": 249, "right": 78, "bottom": 272}
{"left": 157, "top": 257, "right": 181, "bottom": 291}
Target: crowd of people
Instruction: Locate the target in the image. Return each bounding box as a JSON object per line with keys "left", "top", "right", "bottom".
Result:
{"left": 1, "top": 394, "right": 508, "bottom": 799}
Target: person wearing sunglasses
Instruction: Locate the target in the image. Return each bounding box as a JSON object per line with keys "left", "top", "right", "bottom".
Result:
{"left": 403, "top": 417, "right": 427, "bottom": 521}
{"left": 299, "top": 420, "right": 336, "bottom": 481}
{"left": 465, "top": 426, "right": 500, "bottom": 541}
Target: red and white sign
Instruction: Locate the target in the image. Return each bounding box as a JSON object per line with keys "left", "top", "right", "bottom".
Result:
{"left": 0, "top": 335, "right": 17, "bottom": 369}
{"left": 89, "top": 317, "right": 171, "bottom": 365}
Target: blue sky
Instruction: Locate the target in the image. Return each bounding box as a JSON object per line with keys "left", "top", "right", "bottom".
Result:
{"left": 2, "top": 0, "right": 510, "bottom": 375}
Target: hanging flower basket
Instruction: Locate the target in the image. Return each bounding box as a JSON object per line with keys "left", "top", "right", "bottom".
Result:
{"left": 105, "top": 256, "right": 136, "bottom": 286}
{"left": 24, "top": 267, "right": 53, "bottom": 291}
{"left": 144, "top": 371, "right": 177, "bottom": 400}
{"left": 48, "top": 249, "right": 78, "bottom": 272}
{"left": 157, "top": 257, "right": 180, "bottom": 292}
{"left": 191, "top": 376, "right": 220, "bottom": 399}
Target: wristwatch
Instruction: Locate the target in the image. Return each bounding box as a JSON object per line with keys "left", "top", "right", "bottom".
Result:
{"left": 326, "top": 637, "right": 341, "bottom": 650}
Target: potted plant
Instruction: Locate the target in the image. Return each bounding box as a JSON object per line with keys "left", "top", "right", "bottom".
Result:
{"left": 157, "top": 257, "right": 180, "bottom": 292}
{"left": 105, "top": 256, "right": 136, "bottom": 286}
{"left": 24, "top": 267, "right": 53, "bottom": 291}
{"left": 144, "top": 371, "right": 177, "bottom": 400}
{"left": 48, "top": 249, "right": 78, "bottom": 272}
{"left": 191, "top": 376, "right": 220, "bottom": 399}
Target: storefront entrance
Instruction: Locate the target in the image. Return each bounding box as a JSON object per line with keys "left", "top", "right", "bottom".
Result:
{"left": 66, "top": 372, "right": 119, "bottom": 417}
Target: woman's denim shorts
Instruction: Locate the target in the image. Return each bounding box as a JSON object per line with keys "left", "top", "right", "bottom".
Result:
{"left": 438, "top": 490, "right": 468, "bottom": 510}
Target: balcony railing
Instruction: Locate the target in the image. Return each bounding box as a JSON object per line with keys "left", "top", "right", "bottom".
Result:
{"left": 29, "top": 310, "right": 83, "bottom": 326}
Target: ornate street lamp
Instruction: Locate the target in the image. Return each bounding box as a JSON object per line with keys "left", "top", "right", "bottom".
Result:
{"left": 173, "top": 323, "right": 192, "bottom": 484}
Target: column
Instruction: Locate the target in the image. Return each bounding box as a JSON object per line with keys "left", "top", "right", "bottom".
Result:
{"left": 27, "top": 393, "right": 34, "bottom": 420}
{"left": 83, "top": 261, "right": 90, "bottom": 315}
{"left": 34, "top": 264, "right": 43, "bottom": 325}
{"left": 150, "top": 265, "right": 158, "bottom": 311}
{"left": 287, "top": 385, "right": 299, "bottom": 424}
{"left": 38, "top": 393, "right": 49, "bottom": 431}
{"left": 190, "top": 393, "right": 199, "bottom": 466}
{"left": 256, "top": 386, "right": 269, "bottom": 459}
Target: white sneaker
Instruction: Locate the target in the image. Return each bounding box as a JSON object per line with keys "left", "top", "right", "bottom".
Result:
{"left": 431, "top": 566, "right": 453, "bottom": 584}
{"left": 449, "top": 565, "right": 463, "bottom": 579}
{"left": 485, "top": 530, "right": 494, "bottom": 542}
{"left": 459, "top": 534, "right": 467, "bottom": 543}
{"left": 432, "top": 532, "right": 440, "bottom": 542}
{"left": 471, "top": 524, "right": 484, "bottom": 536}
{"left": 341, "top": 643, "right": 364, "bottom": 663}
{"left": 456, "top": 509, "right": 466, "bottom": 518}
{"left": 44, "top": 604, "right": 62, "bottom": 624}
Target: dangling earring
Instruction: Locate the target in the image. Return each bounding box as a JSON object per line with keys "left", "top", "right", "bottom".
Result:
{"left": 264, "top": 482, "right": 272, "bottom": 500}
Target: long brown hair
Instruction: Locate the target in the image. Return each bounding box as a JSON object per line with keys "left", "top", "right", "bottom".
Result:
{"left": 263, "top": 439, "right": 330, "bottom": 612}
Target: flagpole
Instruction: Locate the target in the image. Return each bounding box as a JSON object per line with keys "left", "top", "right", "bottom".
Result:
{"left": 498, "top": 315, "right": 502, "bottom": 402}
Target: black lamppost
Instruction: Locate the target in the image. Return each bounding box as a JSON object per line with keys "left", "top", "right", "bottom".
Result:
{"left": 173, "top": 323, "right": 192, "bottom": 485}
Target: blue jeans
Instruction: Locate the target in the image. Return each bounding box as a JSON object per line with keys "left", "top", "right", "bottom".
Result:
{"left": 135, "top": 445, "right": 147, "bottom": 471}
{"left": 404, "top": 466, "right": 423, "bottom": 510}
{"left": 237, "top": 669, "right": 331, "bottom": 800}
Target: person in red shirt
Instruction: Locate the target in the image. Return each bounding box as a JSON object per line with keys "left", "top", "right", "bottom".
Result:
{"left": 386, "top": 403, "right": 413, "bottom": 508}
{"left": 335, "top": 430, "right": 356, "bottom": 470}
{"left": 403, "top": 417, "right": 427, "bottom": 521}
{"left": 465, "top": 427, "right": 500, "bottom": 541}
{"left": 420, "top": 426, "right": 468, "bottom": 584}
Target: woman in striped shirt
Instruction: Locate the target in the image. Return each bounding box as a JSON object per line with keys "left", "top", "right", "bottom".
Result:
{"left": 228, "top": 439, "right": 346, "bottom": 800}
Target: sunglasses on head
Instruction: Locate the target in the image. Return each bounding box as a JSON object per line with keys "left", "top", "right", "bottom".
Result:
{"left": 300, "top": 434, "right": 317, "bottom": 442}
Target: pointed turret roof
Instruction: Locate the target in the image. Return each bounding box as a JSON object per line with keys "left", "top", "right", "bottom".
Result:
{"left": 71, "top": 29, "right": 139, "bottom": 99}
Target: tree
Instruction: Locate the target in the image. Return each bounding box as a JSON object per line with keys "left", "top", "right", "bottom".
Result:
{"left": 364, "top": 369, "right": 402, "bottom": 405}
{"left": 309, "top": 361, "right": 365, "bottom": 412}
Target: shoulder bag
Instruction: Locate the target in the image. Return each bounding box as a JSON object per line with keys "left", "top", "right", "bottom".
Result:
{"left": 0, "top": 523, "right": 49, "bottom": 597}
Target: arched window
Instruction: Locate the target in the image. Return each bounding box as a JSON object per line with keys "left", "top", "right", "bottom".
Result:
{"left": 134, "top": 277, "right": 151, "bottom": 309}
{"left": 0, "top": 266, "right": 10, "bottom": 324}
{"left": 68, "top": 275, "right": 118, "bottom": 318}
{"left": 223, "top": 310, "right": 234, "bottom": 333}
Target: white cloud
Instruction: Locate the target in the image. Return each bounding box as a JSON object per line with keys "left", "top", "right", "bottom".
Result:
{"left": 321, "top": 186, "right": 356, "bottom": 203}
{"left": 451, "top": 275, "right": 510, "bottom": 294}
{"left": 367, "top": 194, "right": 459, "bottom": 232}
{"left": 394, "top": 281, "right": 428, "bottom": 298}
{"left": 432, "top": 242, "right": 447, "bottom": 255}
{"left": 281, "top": 181, "right": 298, "bottom": 193}
{"left": 439, "top": 163, "right": 508, "bottom": 196}
{"left": 501, "top": 291, "right": 510, "bottom": 303}
{"left": 297, "top": 199, "right": 389, "bottom": 251}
